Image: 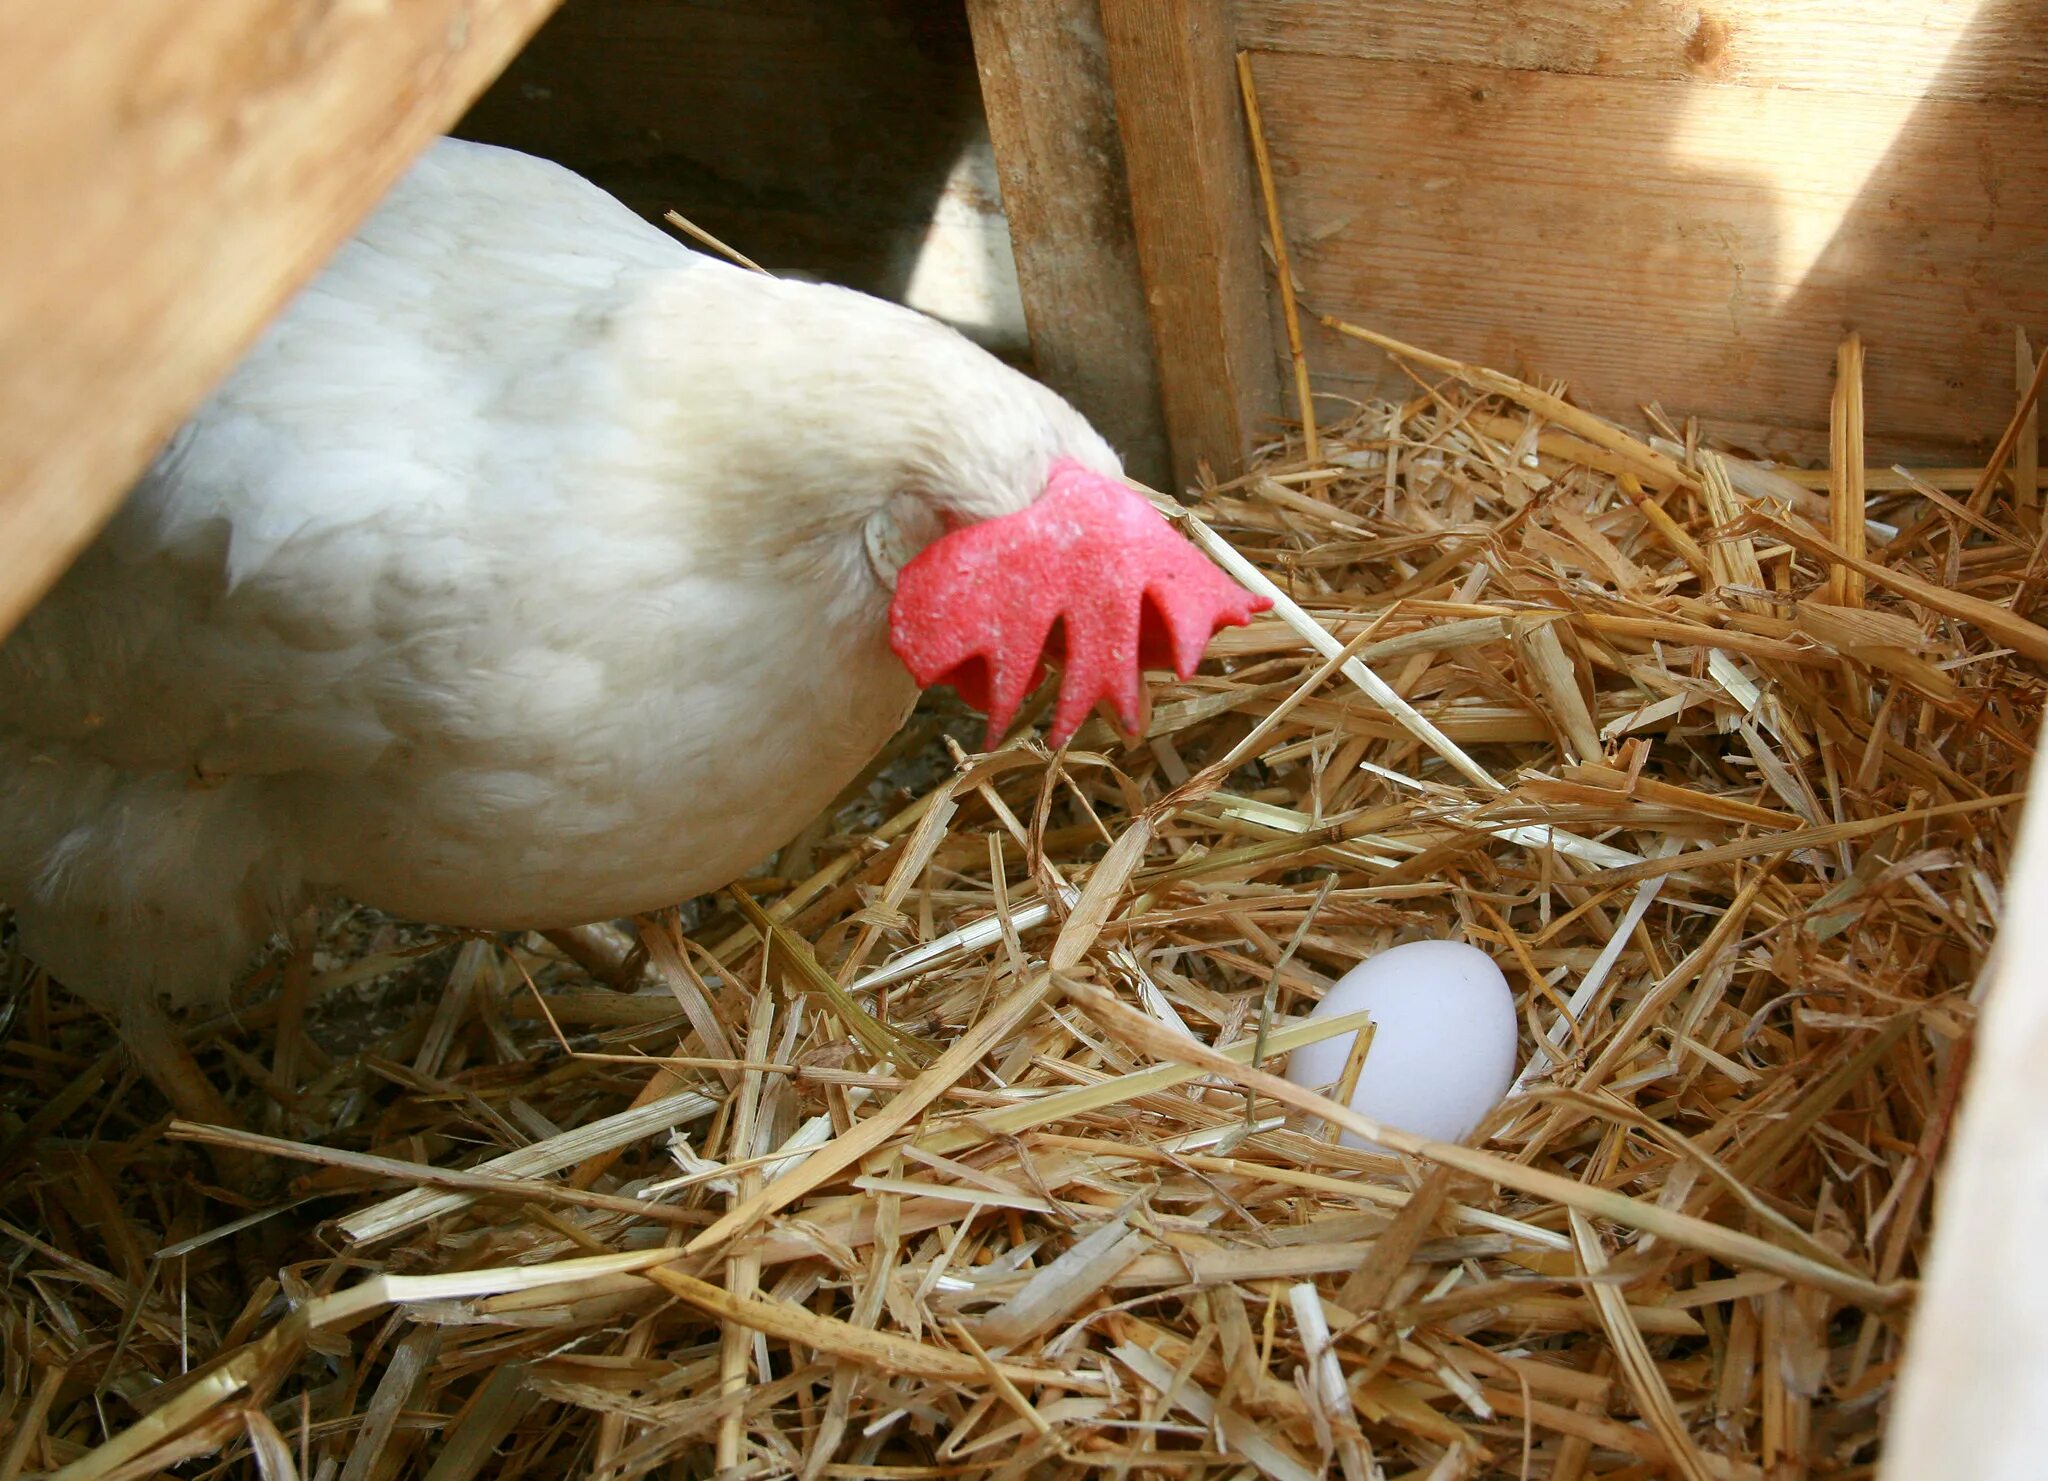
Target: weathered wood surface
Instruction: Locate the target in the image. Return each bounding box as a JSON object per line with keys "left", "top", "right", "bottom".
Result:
{"left": 966, "top": 0, "right": 1170, "bottom": 486}
{"left": 1245, "top": 36, "right": 2048, "bottom": 461}
{"left": 1100, "top": 0, "right": 1282, "bottom": 491}
{"left": 1236, "top": 0, "right": 2048, "bottom": 104}
{"left": 0, "top": 0, "right": 564, "bottom": 641}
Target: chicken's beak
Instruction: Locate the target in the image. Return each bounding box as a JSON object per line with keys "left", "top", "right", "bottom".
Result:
{"left": 887, "top": 460, "right": 1270, "bottom": 748}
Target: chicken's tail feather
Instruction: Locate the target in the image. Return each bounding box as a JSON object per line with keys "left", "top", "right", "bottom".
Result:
{"left": 2, "top": 742, "right": 305, "bottom": 1009}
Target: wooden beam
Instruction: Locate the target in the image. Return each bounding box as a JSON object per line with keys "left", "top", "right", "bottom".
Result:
{"left": 1242, "top": 44, "right": 2048, "bottom": 464}
{"left": 0, "top": 0, "right": 563, "bottom": 640}
{"left": 1886, "top": 735, "right": 2048, "bottom": 1478}
{"left": 966, "top": 0, "right": 1170, "bottom": 488}
{"left": 1098, "top": 0, "right": 1280, "bottom": 492}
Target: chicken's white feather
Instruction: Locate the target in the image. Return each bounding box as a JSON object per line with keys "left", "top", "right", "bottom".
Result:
{"left": 2, "top": 138, "right": 1118, "bottom": 1007}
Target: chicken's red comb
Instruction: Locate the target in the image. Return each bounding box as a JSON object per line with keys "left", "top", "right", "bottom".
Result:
{"left": 889, "top": 459, "right": 1270, "bottom": 748}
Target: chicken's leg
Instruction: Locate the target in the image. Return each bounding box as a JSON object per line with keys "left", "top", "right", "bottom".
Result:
{"left": 542, "top": 923, "right": 645, "bottom": 989}
{"left": 113, "top": 991, "right": 284, "bottom": 1198}
{"left": 116, "top": 990, "right": 239, "bottom": 1131}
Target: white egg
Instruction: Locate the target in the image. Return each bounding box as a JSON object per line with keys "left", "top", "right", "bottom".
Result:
{"left": 1285, "top": 939, "right": 1519, "bottom": 1150}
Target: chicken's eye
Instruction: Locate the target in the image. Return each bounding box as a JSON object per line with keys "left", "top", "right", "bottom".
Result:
{"left": 861, "top": 493, "right": 943, "bottom": 591}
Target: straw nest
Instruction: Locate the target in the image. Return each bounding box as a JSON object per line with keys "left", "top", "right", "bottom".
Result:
{"left": 2, "top": 323, "right": 2041, "bottom": 1481}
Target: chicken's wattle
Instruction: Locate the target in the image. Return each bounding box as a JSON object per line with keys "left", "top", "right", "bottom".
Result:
{"left": 888, "top": 460, "right": 1269, "bottom": 746}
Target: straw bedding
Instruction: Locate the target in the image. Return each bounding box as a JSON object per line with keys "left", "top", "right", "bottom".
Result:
{"left": 1, "top": 325, "right": 2040, "bottom": 1480}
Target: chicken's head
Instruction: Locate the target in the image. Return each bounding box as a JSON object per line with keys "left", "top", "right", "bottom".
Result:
{"left": 653, "top": 270, "right": 1266, "bottom": 751}
{"left": 888, "top": 459, "right": 1269, "bottom": 749}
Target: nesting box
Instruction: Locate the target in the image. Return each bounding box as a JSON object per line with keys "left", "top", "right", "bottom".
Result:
{"left": 3, "top": 3, "right": 2045, "bottom": 1477}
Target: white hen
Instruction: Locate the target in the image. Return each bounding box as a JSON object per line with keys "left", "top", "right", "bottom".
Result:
{"left": 1, "top": 139, "right": 1260, "bottom": 1117}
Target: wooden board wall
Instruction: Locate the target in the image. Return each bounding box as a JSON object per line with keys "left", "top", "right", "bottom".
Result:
{"left": 0, "top": 0, "right": 563, "bottom": 641}
{"left": 1235, "top": 1, "right": 2048, "bottom": 102}
{"left": 1234, "top": 0, "right": 2048, "bottom": 463}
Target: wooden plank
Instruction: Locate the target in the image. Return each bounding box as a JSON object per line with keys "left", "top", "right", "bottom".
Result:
{"left": 0, "top": 0, "right": 563, "bottom": 641}
{"left": 1235, "top": 0, "right": 2048, "bottom": 104}
{"left": 1099, "top": 0, "right": 1281, "bottom": 491}
{"left": 1885, "top": 737, "right": 2048, "bottom": 1479}
{"left": 966, "top": 0, "right": 1171, "bottom": 486}
{"left": 1248, "top": 50, "right": 2048, "bottom": 463}
{"left": 2016, "top": 329, "right": 2040, "bottom": 508}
